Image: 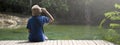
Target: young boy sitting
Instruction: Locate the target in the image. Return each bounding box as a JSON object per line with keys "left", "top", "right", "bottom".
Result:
{"left": 26, "top": 5, "right": 54, "bottom": 42}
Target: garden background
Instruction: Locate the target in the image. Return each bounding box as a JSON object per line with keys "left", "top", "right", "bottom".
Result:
{"left": 0, "top": 0, "right": 120, "bottom": 44}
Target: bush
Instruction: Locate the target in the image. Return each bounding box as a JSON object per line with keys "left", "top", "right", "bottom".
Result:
{"left": 104, "top": 29, "right": 120, "bottom": 44}
{"left": 99, "top": 3, "right": 120, "bottom": 44}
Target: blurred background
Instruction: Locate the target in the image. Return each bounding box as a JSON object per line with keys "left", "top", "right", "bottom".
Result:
{"left": 0, "top": 0, "right": 120, "bottom": 44}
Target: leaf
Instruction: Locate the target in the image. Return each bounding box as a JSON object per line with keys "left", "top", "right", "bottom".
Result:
{"left": 115, "top": 3, "right": 120, "bottom": 9}
{"left": 110, "top": 23, "right": 120, "bottom": 28}
{"left": 104, "top": 11, "right": 120, "bottom": 18}
{"left": 110, "top": 16, "right": 120, "bottom": 20}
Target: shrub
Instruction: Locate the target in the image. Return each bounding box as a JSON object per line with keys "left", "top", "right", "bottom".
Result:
{"left": 104, "top": 29, "right": 120, "bottom": 44}
{"left": 99, "top": 3, "right": 120, "bottom": 45}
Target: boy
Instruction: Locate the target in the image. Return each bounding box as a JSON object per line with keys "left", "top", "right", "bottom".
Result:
{"left": 26, "top": 5, "right": 54, "bottom": 42}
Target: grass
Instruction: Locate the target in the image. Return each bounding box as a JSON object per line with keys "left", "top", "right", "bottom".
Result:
{"left": 0, "top": 27, "right": 28, "bottom": 40}
{"left": 0, "top": 25, "right": 108, "bottom": 40}
{"left": 44, "top": 25, "right": 108, "bottom": 40}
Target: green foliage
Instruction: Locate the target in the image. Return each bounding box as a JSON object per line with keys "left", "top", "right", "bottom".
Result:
{"left": 104, "top": 11, "right": 120, "bottom": 20}
{"left": 110, "top": 23, "right": 120, "bottom": 29}
{"left": 99, "top": 3, "right": 120, "bottom": 28}
{"left": 40, "top": 0, "right": 53, "bottom": 8}
{"left": 40, "top": 0, "right": 69, "bottom": 12}
{"left": 104, "top": 11, "right": 119, "bottom": 18}
{"left": 99, "top": 19, "right": 107, "bottom": 28}
{"left": 6, "top": 0, "right": 29, "bottom": 7}
{"left": 110, "top": 16, "right": 120, "bottom": 20}
{"left": 104, "top": 29, "right": 120, "bottom": 42}
{"left": 115, "top": 3, "right": 120, "bottom": 9}
{"left": 99, "top": 3, "right": 120, "bottom": 45}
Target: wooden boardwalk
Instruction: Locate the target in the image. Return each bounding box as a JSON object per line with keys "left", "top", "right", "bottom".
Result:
{"left": 0, "top": 40, "right": 115, "bottom": 45}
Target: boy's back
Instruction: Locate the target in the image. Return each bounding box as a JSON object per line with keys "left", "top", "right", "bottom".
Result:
{"left": 27, "top": 16, "right": 49, "bottom": 42}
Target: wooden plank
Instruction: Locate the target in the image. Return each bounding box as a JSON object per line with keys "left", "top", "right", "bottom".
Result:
{"left": 71, "top": 40, "right": 77, "bottom": 45}
{"left": 100, "top": 40, "right": 110, "bottom": 45}
{"left": 81, "top": 40, "right": 87, "bottom": 45}
{"left": 53, "top": 40, "right": 57, "bottom": 45}
{"left": 103, "top": 40, "right": 115, "bottom": 45}
{"left": 45, "top": 40, "right": 53, "bottom": 45}
{"left": 93, "top": 40, "right": 105, "bottom": 45}
{"left": 83, "top": 40, "right": 89, "bottom": 45}
{"left": 0, "top": 40, "right": 115, "bottom": 45}
{"left": 86, "top": 40, "right": 96, "bottom": 45}
{"left": 57, "top": 40, "right": 62, "bottom": 45}
{"left": 68, "top": 40, "right": 73, "bottom": 45}
{"left": 61, "top": 40, "right": 68, "bottom": 45}
{"left": 77, "top": 40, "right": 86, "bottom": 45}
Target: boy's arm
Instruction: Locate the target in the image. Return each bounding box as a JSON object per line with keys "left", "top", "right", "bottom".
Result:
{"left": 41, "top": 8, "right": 54, "bottom": 23}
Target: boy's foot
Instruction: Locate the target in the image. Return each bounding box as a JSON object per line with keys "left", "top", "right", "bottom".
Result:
{"left": 45, "top": 36, "right": 48, "bottom": 40}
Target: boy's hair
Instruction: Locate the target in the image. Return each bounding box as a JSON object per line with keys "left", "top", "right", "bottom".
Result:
{"left": 31, "top": 5, "right": 42, "bottom": 16}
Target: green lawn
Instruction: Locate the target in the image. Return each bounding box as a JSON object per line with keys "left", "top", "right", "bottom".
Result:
{"left": 0, "top": 25, "right": 108, "bottom": 40}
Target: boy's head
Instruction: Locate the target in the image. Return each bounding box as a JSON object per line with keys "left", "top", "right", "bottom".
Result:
{"left": 31, "top": 5, "right": 42, "bottom": 16}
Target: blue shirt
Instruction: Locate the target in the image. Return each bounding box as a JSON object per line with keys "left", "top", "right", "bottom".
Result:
{"left": 26, "top": 16, "right": 49, "bottom": 42}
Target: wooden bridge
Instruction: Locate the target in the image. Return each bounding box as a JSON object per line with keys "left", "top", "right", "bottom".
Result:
{"left": 0, "top": 40, "right": 115, "bottom": 45}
